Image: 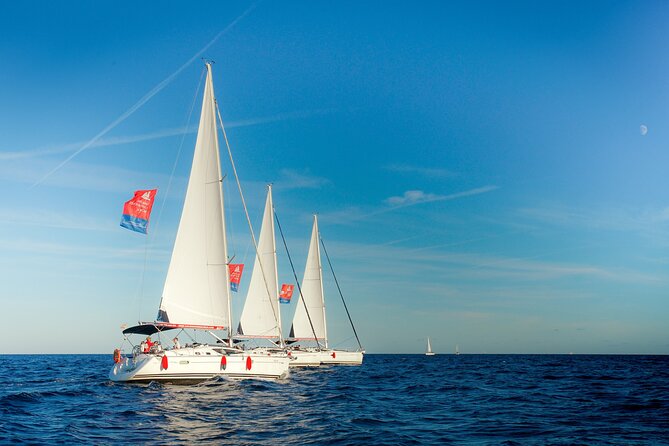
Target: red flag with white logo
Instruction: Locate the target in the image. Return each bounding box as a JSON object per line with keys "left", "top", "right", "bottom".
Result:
{"left": 279, "top": 284, "right": 294, "bottom": 303}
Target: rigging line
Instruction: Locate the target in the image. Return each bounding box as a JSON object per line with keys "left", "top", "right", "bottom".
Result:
{"left": 221, "top": 176, "right": 237, "bottom": 260}
{"left": 215, "top": 102, "right": 284, "bottom": 343}
{"left": 319, "top": 235, "right": 363, "bottom": 351}
{"left": 274, "top": 209, "right": 322, "bottom": 350}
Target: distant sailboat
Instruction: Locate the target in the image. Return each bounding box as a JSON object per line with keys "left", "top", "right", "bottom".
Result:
{"left": 455, "top": 344, "right": 460, "bottom": 355}
{"left": 109, "top": 63, "right": 290, "bottom": 382}
{"left": 425, "top": 337, "right": 436, "bottom": 356}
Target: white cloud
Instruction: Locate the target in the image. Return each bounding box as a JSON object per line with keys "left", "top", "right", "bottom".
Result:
{"left": 383, "top": 185, "right": 498, "bottom": 209}
{"left": 385, "top": 190, "right": 442, "bottom": 206}
{"left": 316, "top": 186, "right": 499, "bottom": 225}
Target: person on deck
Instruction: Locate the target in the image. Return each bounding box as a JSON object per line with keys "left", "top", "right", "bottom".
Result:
{"left": 173, "top": 337, "right": 180, "bottom": 349}
{"left": 144, "top": 336, "right": 154, "bottom": 353}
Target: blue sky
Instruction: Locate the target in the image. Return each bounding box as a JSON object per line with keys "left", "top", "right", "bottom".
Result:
{"left": 1, "top": 1, "right": 668, "bottom": 354}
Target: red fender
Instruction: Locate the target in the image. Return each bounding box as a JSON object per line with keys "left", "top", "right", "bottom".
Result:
{"left": 246, "top": 356, "right": 253, "bottom": 370}
{"left": 161, "top": 355, "right": 169, "bottom": 370}
{"left": 331, "top": 351, "right": 336, "bottom": 359}
{"left": 220, "top": 356, "right": 227, "bottom": 370}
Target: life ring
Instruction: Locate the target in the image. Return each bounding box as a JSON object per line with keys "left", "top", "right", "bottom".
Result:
{"left": 113, "top": 349, "right": 121, "bottom": 364}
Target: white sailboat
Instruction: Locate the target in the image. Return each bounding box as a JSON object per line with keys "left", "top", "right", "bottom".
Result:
{"left": 236, "top": 185, "right": 286, "bottom": 348}
{"left": 109, "top": 63, "right": 290, "bottom": 382}
{"left": 425, "top": 337, "right": 435, "bottom": 356}
{"left": 287, "top": 215, "right": 364, "bottom": 366}
{"left": 234, "top": 186, "right": 315, "bottom": 364}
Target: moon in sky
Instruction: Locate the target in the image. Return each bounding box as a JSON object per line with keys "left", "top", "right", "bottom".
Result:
{"left": 640, "top": 124, "right": 648, "bottom": 136}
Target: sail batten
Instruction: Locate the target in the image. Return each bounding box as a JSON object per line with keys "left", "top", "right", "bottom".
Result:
{"left": 157, "top": 64, "right": 231, "bottom": 328}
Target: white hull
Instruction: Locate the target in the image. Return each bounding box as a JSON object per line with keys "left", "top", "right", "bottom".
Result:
{"left": 286, "top": 348, "right": 364, "bottom": 366}
{"left": 425, "top": 352, "right": 436, "bottom": 356}
{"left": 287, "top": 350, "right": 322, "bottom": 367}
{"left": 109, "top": 345, "right": 289, "bottom": 383}
{"left": 320, "top": 349, "right": 364, "bottom": 365}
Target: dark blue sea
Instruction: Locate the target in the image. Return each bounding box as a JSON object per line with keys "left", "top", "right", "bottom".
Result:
{"left": 1, "top": 354, "right": 668, "bottom": 445}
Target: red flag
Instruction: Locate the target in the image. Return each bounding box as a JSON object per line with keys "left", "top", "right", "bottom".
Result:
{"left": 120, "top": 189, "right": 157, "bottom": 234}
{"left": 228, "top": 264, "right": 244, "bottom": 292}
{"left": 279, "top": 284, "right": 294, "bottom": 304}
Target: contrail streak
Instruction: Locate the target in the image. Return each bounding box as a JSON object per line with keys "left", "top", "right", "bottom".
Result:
{"left": 5, "top": 106, "right": 331, "bottom": 162}
{"left": 31, "top": 3, "right": 257, "bottom": 187}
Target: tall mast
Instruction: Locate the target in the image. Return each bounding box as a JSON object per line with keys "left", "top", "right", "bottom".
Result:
{"left": 206, "top": 62, "right": 234, "bottom": 345}
{"left": 269, "top": 185, "right": 284, "bottom": 346}
{"left": 313, "top": 215, "right": 328, "bottom": 349}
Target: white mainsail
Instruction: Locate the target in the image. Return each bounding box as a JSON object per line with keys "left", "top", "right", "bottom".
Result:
{"left": 157, "top": 64, "right": 231, "bottom": 329}
{"left": 289, "top": 215, "right": 328, "bottom": 346}
{"left": 425, "top": 337, "right": 435, "bottom": 355}
{"left": 237, "top": 186, "right": 282, "bottom": 339}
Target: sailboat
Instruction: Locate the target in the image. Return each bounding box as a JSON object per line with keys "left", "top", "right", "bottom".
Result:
{"left": 109, "top": 63, "right": 290, "bottom": 382}
{"left": 235, "top": 185, "right": 286, "bottom": 348}
{"left": 233, "top": 186, "right": 317, "bottom": 365}
{"left": 287, "top": 215, "right": 364, "bottom": 366}
{"left": 425, "top": 337, "right": 435, "bottom": 356}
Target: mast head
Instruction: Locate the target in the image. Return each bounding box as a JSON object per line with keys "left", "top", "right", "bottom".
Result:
{"left": 202, "top": 58, "right": 216, "bottom": 71}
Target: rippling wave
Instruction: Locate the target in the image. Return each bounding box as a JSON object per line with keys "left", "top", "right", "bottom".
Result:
{"left": 1, "top": 354, "right": 667, "bottom": 444}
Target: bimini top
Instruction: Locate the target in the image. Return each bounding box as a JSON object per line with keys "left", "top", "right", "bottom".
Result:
{"left": 122, "top": 322, "right": 227, "bottom": 336}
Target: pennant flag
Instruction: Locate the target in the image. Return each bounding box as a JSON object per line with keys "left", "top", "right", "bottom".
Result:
{"left": 279, "top": 284, "right": 294, "bottom": 304}
{"left": 120, "top": 189, "right": 157, "bottom": 234}
{"left": 229, "top": 264, "right": 244, "bottom": 292}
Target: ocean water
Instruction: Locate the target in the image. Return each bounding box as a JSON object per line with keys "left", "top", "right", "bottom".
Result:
{"left": 0, "top": 354, "right": 668, "bottom": 445}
